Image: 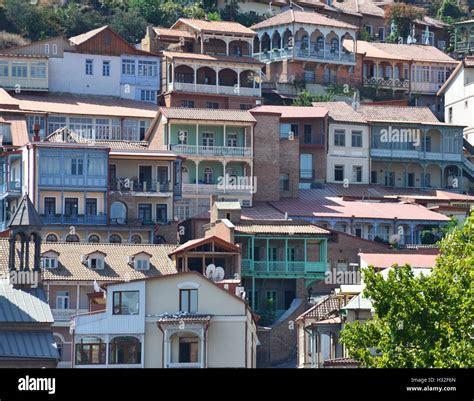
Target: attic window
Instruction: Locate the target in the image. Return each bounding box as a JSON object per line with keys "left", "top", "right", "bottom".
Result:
{"left": 42, "top": 257, "right": 58, "bottom": 269}
{"left": 89, "top": 257, "right": 104, "bottom": 270}
{"left": 135, "top": 259, "right": 149, "bottom": 271}
{"left": 129, "top": 252, "right": 151, "bottom": 271}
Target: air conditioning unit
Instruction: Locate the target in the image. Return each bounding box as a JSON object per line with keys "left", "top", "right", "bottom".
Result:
{"left": 80, "top": 255, "right": 88, "bottom": 264}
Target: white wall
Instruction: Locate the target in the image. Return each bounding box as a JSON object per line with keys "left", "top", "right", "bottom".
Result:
{"left": 49, "top": 52, "right": 122, "bottom": 97}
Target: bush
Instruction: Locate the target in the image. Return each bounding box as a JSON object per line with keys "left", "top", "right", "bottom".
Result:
{"left": 0, "top": 31, "right": 29, "bottom": 50}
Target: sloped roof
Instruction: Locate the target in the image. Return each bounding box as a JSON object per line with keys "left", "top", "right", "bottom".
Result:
{"left": 159, "top": 107, "right": 256, "bottom": 123}
{"left": 353, "top": 41, "right": 458, "bottom": 64}
{"left": 250, "top": 105, "right": 328, "bottom": 118}
{"left": 234, "top": 222, "right": 330, "bottom": 235}
{"left": 359, "top": 252, "right": 438, "bottom": 268}
{"left": 173, "top": 18, "right": 256, "bottom": 36}
{"left": 0, "top": 331, "right": 58, "bottom": 360}
{"left": 169, "top": 236, "right": 240, "bottom": 256}
{"left": 162, "top": 51, "right": 262, "bottom": 65}
{"left": 69, "top": 26, "right": 109, "bottom": 46}
{"left": 357, "top": 105, "right": 441, "bottom": 124}
{"left": 251, "top": 10, "right": 357, "bottom": 30}
{"left": 335, "top": 0, "right": 385, "bottom": 17}
{"left": 0, "top": 240, "right": 177, "bottom": 282}
{"left": 312, "top": 101, "right": 367, "bottom": 123}
{"left": 8, "top": 195, "right": 42, "bottom": 228}
{"left": 153, "top": 27, "right": 194, "bottom": 39}
{"left": 0, "top": 113, "right": 29, "bottom": 146}
{"left": 437, "top": 56, "right": 474, "bottom": 96}
{"left": 0, "top": 281, "right": 53, "bottom": 323}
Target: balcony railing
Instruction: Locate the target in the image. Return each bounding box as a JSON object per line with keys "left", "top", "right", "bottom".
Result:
{"left": 41, "top": 214, "right": 107, "bottom": 225}
{"left": 182, "top": 183, "right": 254, "bottom": 195}
{"left": 52, "top": 308, "right": 88, "bottom": 322}
{"left": 363, "top": 77, "right": 409, "bottom": 89}
{"left": 110, "top": 180, "right": 173, "bottom": 193}
{"left": 455, "top": 40, "right": 474, "bottom": 52}
{"left": 371, "top": 148, "right": 463, "bottom": 162}
{"left": 168, "top": 82, "right": 261, "bottom": 97}
{"left": 167, "top": 362, "right": 201, "bottom": 369}
{"left": 0, "top": 180, "right": 22, "bottom": 194}
{"left": 170, "top": 144, "right": 252, "bottom": 158}
{"left": 110, "top": 217, "right": 170, "bottom": 226}
{"left": 254, "top": 47, "right": 355, "bottom": 64}
{"left": 241, "top": 260, "right": 326, "bottom": 275}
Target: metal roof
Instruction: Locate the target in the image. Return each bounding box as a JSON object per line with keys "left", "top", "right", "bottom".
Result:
{"left": 0, "top": 331, "right": 59, "bottom": 360}
{"left": 0, "top": 280, "right": 53, "bottom": 323}
{"left": 8, "top": 195, "right": 43, "bottom": 228}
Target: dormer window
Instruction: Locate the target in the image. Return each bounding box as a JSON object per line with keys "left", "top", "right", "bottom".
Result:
{"left": 129, "top": 251, "right": 152, "bottom": 271}
{"left": 82, "top": 251, "right": 106, "bottom": 270}
{"left": 89, "top": 257, "right": 104, "bottom": 270}
{"left": 42, "top": 257, "right": 58, "bottom": 269}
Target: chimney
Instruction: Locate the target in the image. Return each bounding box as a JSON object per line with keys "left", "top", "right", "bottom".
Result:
{"left": 32, "top": 123, "right": 41, "bottom": 142}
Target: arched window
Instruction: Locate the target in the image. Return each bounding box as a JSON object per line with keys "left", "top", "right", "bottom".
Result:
{"left": 203, "top": 167, "right": 213, "bottom": 184}
{"left": 88, "top": 234, "right": 100, "bottom": 243}
{"left": 110, "top": 201, "right": 127, "bottom": 224}
{"left": 66, "top": 234, "right": 79, "bottom": 243}
{"left": 316, "top": 37, "right": 324, "bottom": 51}
{"left": 130, "top": 234, "right": 142, "bottom": 244}
{"left": 181, "top": 166, "right": 189, "bottom": 184}
{"left": 109, "top": 336, "right": 142, "bottom": 365}
{"left": 109, "top": 234, "right": 122, "bottom": 244}
{"left": 301, "top": 35, "right": 309, "bottom": 49}
{"left": 331, "top": 38, "right": 339, "bottom": 53}
{"left": 154, "top": 235, "right": 166, "bottom": 244}
{"left": 75, "top": 337, "right": 106, "bottom": 365}
{"left": 46, "top": 233, "right": 58, "bottom": 242}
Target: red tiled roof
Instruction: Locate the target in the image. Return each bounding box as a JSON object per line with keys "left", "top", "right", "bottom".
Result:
{"left": 153, "top": 27, "right": 194, "bottom": 39}
{"left": 169, "top": 236, "right": 240, "bottom": 256}
{"left": 159, "top": 107, "right": 256, "bottom": 123}
{"left": 162, "top": 51, "right": 262, "bottom": 65}
{"left": 173, "top": 18, "right": 256, "bottom": 36}
{"left": 359, "top": 252, "right": 439, "bottom": 268}
{"left": 251, "top": 10, "right": 358, "bottom": 30}
{"left": 250, "top": 105, "right": 328, "bottom": 118}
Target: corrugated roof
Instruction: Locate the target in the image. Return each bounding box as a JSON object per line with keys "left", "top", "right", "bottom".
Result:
{"left": 353, "top": 41, "right": 458, "bottom": 64}
{"left": 0, "top": 113, "right": 28, "bottom": 146}
{"left": 162, "top": 51, "right": 262, "bottom": 65}
{"left": 153, "top": 27, "right": 194, "bottom": 39}
{"left": 159, "top": 107, "right": 256, "bottom": 123}
{"left": 312, "top": 102, "right": 367, "bottom": 123}
{"left": 0, "top": 331, "right": 59, "bottom": 360}
{"left": 13, "top": 93, "right": 157, "bottom": 119}
{"left": 251, "top": 10, "right": 357, "bottom": 30}
{"left": 250, "top": 105, "right": 328, "bottom": 118}
{"left": 173, "top": 18, "right": 256, "bottom": 36}
{"left": 357, "top": 105, "right": 441, "bottom": 124}
{"left": 0, "top": 241, "right": 177, "bottom": 282}
{"left": 0, "top": 281, "right": 53, "bottom": 323}
{"left": 234, "top": 222, "right": 330, "bottom": 235}
{"left": 359, "top": 252, "right": 438, "bottom": 268}
{"left": 8, "top": 195, "right": 43, "bottom": 228}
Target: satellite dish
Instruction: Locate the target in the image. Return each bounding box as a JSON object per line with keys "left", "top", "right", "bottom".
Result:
{"left": 389, "top": 234, "right": 400, "bottom": 245}
{"left": 212, "top": 266, "right": 225, "bottom": 282}
{"left": 205, "top": 264, "right": 216, "bottom": 279}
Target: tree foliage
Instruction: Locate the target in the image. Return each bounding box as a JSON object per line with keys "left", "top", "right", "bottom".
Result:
{"left": 340, "top": 213, "right": 474, "bottom": 368}
{"left": 293, "top": 89, "right": 335, "bottom": 106}
{"left": 0, "top": 31, "right": 29, "bottom": 50}
{"left": 385, "top": 3, "right": 425, "bottom": 41}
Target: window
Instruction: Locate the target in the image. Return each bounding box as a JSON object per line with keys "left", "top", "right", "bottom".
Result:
{"left": 178, "top": 131, "right": 188, "bottom": 145}
{"left": 179, "top": 337, "right": 199, "bottom": 363}
{"left": 0, "top": 61, "right": 8, "bottom": 77}
{"left": 44, "top": 197, "right": 56, "bottom": 216}
{"left": 181, "top": 100, "right": 194, "bottom": 108}
{"left": 203, "top": 167, "right": 213, "bottom": 184}
{"left": 56, "top": 291, "right": 69, "bottom": 309}
{"left": 378, "top": 27, "right": 385, "bottom": 42}
{"left": 44, "top": 44, "right": 50, "bottom": 54}
{"left": 303, "top": 124, "right": 312, "bottom": 144}
{"left": 227, "top": 133, "right": 237, "bottom": 147}
{"left": 365, "top": 25, "right": 373, "bottom": 37}
{"left": 66, "top": 234, "right": 80, "bottom": 242}
{"left": 330, "top": 38, "right": 339, "bottom": 53}
{"left": 46, "top": 234, "right": 58, "bottom": 242}
{"left": 113, "top": 291, "right": 139, "bottom": 315}
{"left": 156, "top": 204, "right": 168, "bottom": 224}
{"left": 75, "top": 337, "right": 106, "bottom": 365}
{"left": 42, "top": 257, "right": 58, "bottom": 269}
{"left": 266, "top": 290, "right": 277, "bottom": 311}
{"left": 287, "top": 247, "right": 296, "bottom": 261}
{"left": 30, "top": 62, "right": 46, "bottom": 79}
{"left": 422, "top": 136, "right": 432, "bottom": 152}
{"left": 88, "top": 235, "right": 100, "bottom": 243}
{"left": 138, "top": 60, "right": 157, "bottom": 77}
{"left": 140, "top": 90, "right": 156, "bottom": 102}
{"left": 290, "top": 124, "right": 299, "bottom": 137}
{"left": 26, "top": 115, "right": 45, "bottom": 136}
{"left": 52, "top": 44, "right": 57, "bottom": 55}
{"left": 88, "top": 156, "right": 106, "bottom": 176}
{"left": 180, "top": 289, "right": 198, "bottom": 313}
{"left": 109, "top": 337, "right": 141, "bottom": 365}
{"left": 85, "top": 59, "right": 93, "bottom": 75}
{"left": 353, "top": 166, "right": 362, "bottom": 183}
{"left": 371, "top": 171, "right": 377, "bottom": 184}
{"left": 89, "top": 257, "right": 104, "bottom": 269}
{"left": 139, "top": 121, "right": 149, "bottom": 141}
{"left": 334, "top": 130, "right": 345, "bottom": 146}
{"left": 202, "top": 132, "right": 214, "bottom": 147}
{"left": 300, "top": 154, "right": 313, "bottom": 179}
{"left": 12, "top": 62, "right": 27, "bottom": 78}
{"left": 64, "top": 198, "right": 78, "bottom": 217}
{"left": 122, "top": 59, "right": 135, "bottom": 75}
{"left": 135, "top": 258, "right": 149, "bottom": 270}
{"left": 86, "top": 199, "right": 97, "bottom": 216}
{"left": 109, "top": 234, "right": 122, "bottom": 243}
{"left": 69, "top": 117, "right": 93, "bottom": 138}
{"left": 130, "top": 234, "right": 142, "bottom": 244}
{"left": 448, "top": 107, "right": 453, "bottom": 123}
{"left": 47, "top": 116, "right": 67, "bottom": 134}
{"left": 102, "top": 61, "right": 110, "bottom": 76}
{"left": 138, "top": 203, "right": 152, "bottom": 223}
{"left": 71, "top": 158, "right": 83, "bottom": 175}
{"left": 334, "top": 165, "right": 344, "bottom": 181}
{"left": 280, "top": 173, "right": 289, "bottom": 191}
{"left": 247, "top": 290, "right": 259, "bottom": 309}
{"left": 205, "top": 102, "right": 219, "bottom": 109}
{"left": 351, "top": 131, "right": 362, "bottom": 147}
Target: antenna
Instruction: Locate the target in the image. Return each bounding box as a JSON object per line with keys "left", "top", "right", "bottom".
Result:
{"left": 289, "top": 0, "right": 304, "bottom": 11}
{"left": 213, "top": 266, "right": 225, "bottom": 282}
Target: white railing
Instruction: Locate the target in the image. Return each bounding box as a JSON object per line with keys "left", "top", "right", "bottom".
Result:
{"left": 182, "top": 183, "right": 253, "bottom": 195}
{"left": 253, "top": 48, "right": 355, "bottom": 64}
{"left": 170, "top": 144, "right": 252, "bottom": 157}
{"left": 363, "top": 77, "right": 409, "bottom": 89}
{"left": 167, "top": 362, "right": 201, "bottom": 368}
{"left": 52, "top": 308, "right": 88, "bottom": 322}
{"left": 371, "top": 149, "right": 462, "bottom": 162}
{"left": 168, "top": 82, "right": 260, "bottom": 97}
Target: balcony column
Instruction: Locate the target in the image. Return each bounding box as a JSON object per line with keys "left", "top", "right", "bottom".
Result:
{"left": 225, "top": 37, "right": 230, "bottom": 56}
{"left": 392, "top": 61, "right": 396, "bottom": 94}
{"left": 410, "top": 223, "right": 415, "bottom": 244}
{"left": 200, "top": 328, "right": 205, "bottom": 368}
{"left": 195, "top": 160, "right": 200, "bottom": 193}
{"left": 163, "top": 331, "right": 170, "bottom": 368}
{"left": 223, "top": 124, "right": 226, "bottom": 150}
{"left": 24, "top": 235, "right": 30, "bottom": 271}
{"left": 440, "top": 165, "right": 445, "bottom": 188}
{"left": 216, "top": 67, "right": 220, "bottom": 95}
{"left": 266, "top": 238, "right": 269, "bottom": 273}
{"left": 237, "top": 68, "right": 240, "bottom": 94}
{"left": 222, "top": 160, "right": 227, "bottom": 194}
{"left": 76, "top": 284, "right": 80, "bottom": 310}
{"left": 285, "top": 238, "right": 288, "bottom": 272}
{"left": 403, "top": 163, "right": 408, "bottom": 187}
{"left": 193, "top": 65, "right": 197, "bottom": 92}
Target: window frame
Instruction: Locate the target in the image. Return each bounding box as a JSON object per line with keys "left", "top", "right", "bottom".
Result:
{"left": 179, "top": 288, "right": 198, "bottom": 313}
{"left": 112, "top": 291, "right": 140, "bottom": 315}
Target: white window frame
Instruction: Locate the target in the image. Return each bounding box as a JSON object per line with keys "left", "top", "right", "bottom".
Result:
{"left": 135, "top": 258, "right": 150, "bottom": 271}
{"left": 85, "top": 59, "right": 93, "bottom": 76}
{"left": 56, "top": 291, "right": 69, "bottom": 309}
{"left": 89, "top": 257, "right": 104, "bottom": 270}
{"left": 42, "top": 257, "right": 58, "bottom": 269}
{"left": 227, "top": 133, "right": 237, "bottom": 147}
{"left": 52, "top": 44, "right": 58, "bottom": 55}
{"left": 202, "top": 132, "right": 214, "bottom": 147}
{"left": 102, "top": 61, "right": 110, "bottom": 77}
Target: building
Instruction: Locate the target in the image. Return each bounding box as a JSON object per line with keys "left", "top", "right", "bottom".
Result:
{"left": 316, "top": 102, "right": 370, "bottom": 184}
{"left": 147, "top": 107, "right": 256, "bottom": 219}
{"left": 453, "top": 19, "right": 474, "bottom": 56}
{"left": 142, "top": 19, "right": 262, "bottom": 109}
{"left": 251, "top": 10, "right": 359, "bottom": 94}
{"left": 71, "top": 272, "right": 257, "bottom": 368}
{"left": 354, "top": 41, "right": 458, "bottom": 111}
{"left": 1, "top": 26, "right": 160, "bottom": 102}
{"left": 0, "top": 54, "right": 48, "bottom": 92}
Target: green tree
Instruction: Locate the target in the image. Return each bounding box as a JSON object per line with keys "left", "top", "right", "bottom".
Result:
{"left": 110, "top": 7, "right": 147, "bottom": 44}
{"left": 437, "top": 0, "right": 466, "bottom": 21}
{"left": 56, "top": 3, "right": 106, "bottom": 38}
{"left": 0, "top": 31, "right": 29, "bottom": 50}
{"left": 385, "top": 3, "right": 425, "bottom": 41}
{"left": 340, "top": 213, "right": 474, "bottom": 368}
{"left": 293, "top": 89, "right": 335, "bottom": 106}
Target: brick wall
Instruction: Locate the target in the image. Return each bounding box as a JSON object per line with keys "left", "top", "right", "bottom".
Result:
{"left": 164, "top": 92, "right": 260, "bottom": 110}
{"left": 279, "top": 136, "right": 300, "bottom": 198}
